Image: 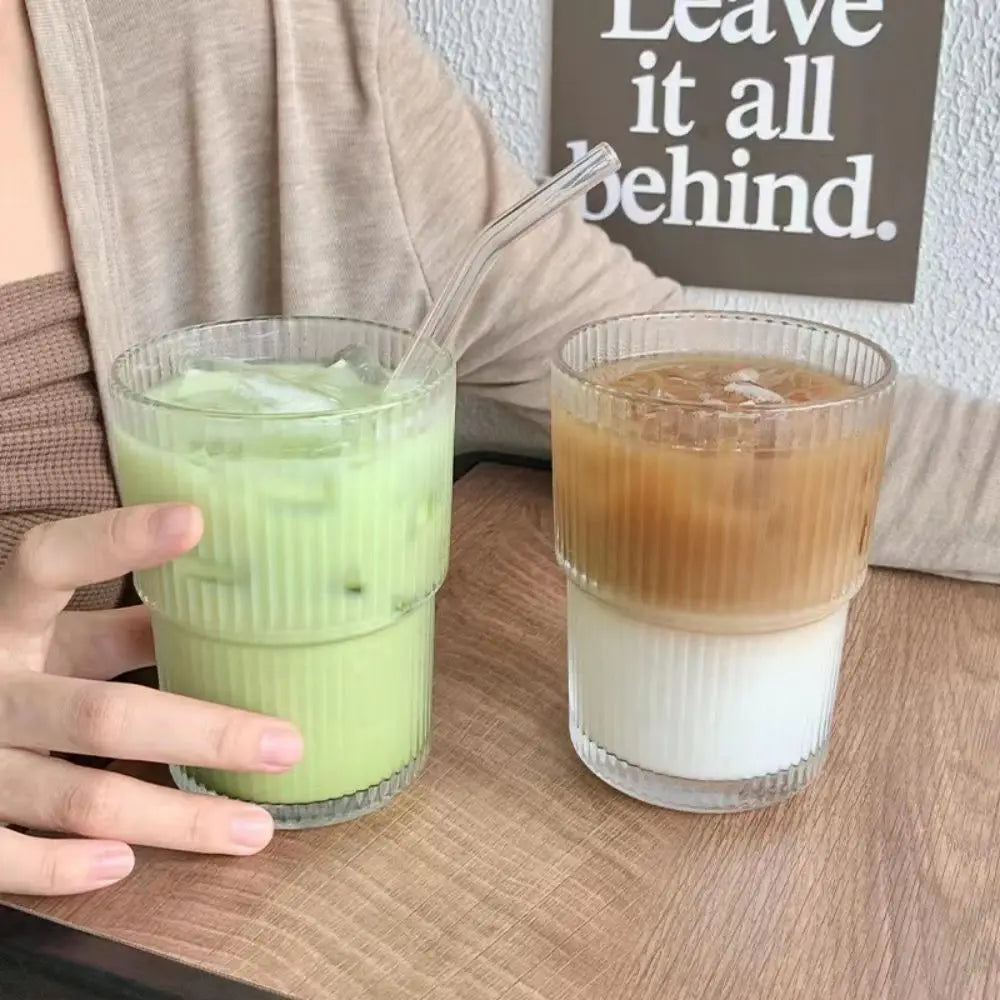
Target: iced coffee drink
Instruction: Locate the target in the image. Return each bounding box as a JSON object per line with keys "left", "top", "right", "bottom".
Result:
{"left": 110, "top": 318, "right": 455, "bottom": 828}
{"left": 552, "top": 312, "right": 895, "bottom": 811}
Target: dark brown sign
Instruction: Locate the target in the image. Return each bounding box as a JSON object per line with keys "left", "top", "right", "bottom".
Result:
{"left": 550, "top": 0, "right": 945, "bottom": 302}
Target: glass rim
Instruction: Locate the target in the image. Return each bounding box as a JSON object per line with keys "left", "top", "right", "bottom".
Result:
{"left": 110, "top": 315, "right": 455, "bottom": 421}
{"left": 553, "top": 309, "right": 898, "bottom": 414}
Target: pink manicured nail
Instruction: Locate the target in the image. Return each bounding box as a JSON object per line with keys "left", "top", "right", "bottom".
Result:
{"left": 90, "top": 847, "right": 135, "bottom": 884}
{"left": 258, "top": 729, "right": 303, "bottom": 769}
{"left": 151, "top": 505, "right": 193, "bottom": 542}
{"left": 230, "top": 810, "right": 274, "bottom": 850}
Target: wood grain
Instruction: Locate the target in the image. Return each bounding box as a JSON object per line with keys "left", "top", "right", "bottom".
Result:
{"left": 7, "top": 464, "right": 1000, "bottom": 999}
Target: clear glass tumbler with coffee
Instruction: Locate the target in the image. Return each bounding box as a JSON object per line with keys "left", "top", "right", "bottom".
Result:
{"left": 110, "top": 318, "right": 455, "bottom": 828}
{"left": 552, "top": 311, "right": 896, "bottom": 811}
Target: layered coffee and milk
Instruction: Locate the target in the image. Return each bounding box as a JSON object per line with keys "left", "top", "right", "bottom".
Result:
{"left": 555, "top": 354, "right": 887, "bottom": 630}
{"left": 552, "top": 348, "right": 892, "bottom": 803}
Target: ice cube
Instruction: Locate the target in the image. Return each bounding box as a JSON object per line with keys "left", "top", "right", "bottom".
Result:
{"left": 238, "top": 372, "right": 339, "bottom": 413}
{"left": 328, "top": 344, "right": 390, "bottom": 386}
{"left": 727, "top": 368, "right": 761, "bottom": 384}
{"left": 190, "top": 358, "right": 256, "bottom": 375}
{"left": 147, "top": 367, "right": 266, "bottom": 412}
{"left": 722, "top": 381, "right": 785, "bottom": 405}
{"left": 321, "top": 360, "right": 365, "bottom": 390}
{"left": 156, "top": 366, "right": 342, "bottom": 414}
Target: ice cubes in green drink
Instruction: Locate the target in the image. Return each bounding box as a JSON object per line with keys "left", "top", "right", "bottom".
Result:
{"left": 146, "top": 352, "right": 398, "bottom": 414}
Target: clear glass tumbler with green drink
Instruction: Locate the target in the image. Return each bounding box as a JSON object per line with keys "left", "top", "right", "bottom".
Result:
{"left": 110, "top": 318, "right": 456, "bottom": 828}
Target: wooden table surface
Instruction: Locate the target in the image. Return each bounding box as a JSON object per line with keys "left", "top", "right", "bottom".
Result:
{"left": 8, "top": 464, "right": 1000, "bottom": 1000}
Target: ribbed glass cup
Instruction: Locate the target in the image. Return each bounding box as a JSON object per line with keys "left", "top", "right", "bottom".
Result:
{"left": 110, "top": 318, "right": 456, "bottom": 828}
{"left": 552, "top": 311, "right": 895, "bottom": 811}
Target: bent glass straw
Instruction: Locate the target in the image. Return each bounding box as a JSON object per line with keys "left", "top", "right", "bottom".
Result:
{"left": 389, "top": 142, "right": 621, "bottom": 387}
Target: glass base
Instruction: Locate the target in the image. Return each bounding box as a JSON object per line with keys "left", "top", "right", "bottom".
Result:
{"left": 571, "top": 726, "right": 827, "bottom": 813}
{"left": 169, "top": 745, "right": 429, "bottom": 830}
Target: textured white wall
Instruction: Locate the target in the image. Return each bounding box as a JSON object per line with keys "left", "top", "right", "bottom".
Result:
{"left": 402, "top": 0, "right": 1000, "bottom": 398}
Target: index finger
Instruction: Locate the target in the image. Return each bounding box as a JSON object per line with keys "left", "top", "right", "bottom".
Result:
{"left": 0, "top": 505, "right": 202, "bottom": 631}
{"left": 1, "top": 674, "right": 304, "bottom": 774}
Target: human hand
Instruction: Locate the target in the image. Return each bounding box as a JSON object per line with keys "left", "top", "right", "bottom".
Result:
{"left": 0, "top": 504, "right": 303, "bottom": 896}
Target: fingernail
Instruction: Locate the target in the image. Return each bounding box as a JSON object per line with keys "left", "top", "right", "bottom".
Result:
{"left": 258, "top": 729, "right": 303, "bottom": 769}
{"left": 152, "top": 505, "right": 193, "bottom": 542}
{"left": 230, "top": 810, "right": 274, "bottom": 850}
{"left": 90, "top": 848, "right": 135, "bottom": 884}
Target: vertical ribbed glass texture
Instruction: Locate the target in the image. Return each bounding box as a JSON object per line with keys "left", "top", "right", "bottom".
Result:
{"left": 552, "top": 312, "right": 896, "bottom": 632}
{"left": 110, "top": 318, "right": 455, "bottom": 827}
{"left": 552, "top": 311, "right": 896, "bottom": 811}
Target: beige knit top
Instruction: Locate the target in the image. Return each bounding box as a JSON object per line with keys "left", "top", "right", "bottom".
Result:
{"left": 0, "top": 272, "right": 125, "bottom": 610}
{"left": 14, "top": 0, "right": 1000, "bottom": 587}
